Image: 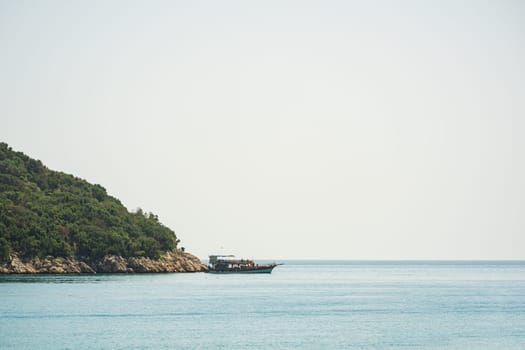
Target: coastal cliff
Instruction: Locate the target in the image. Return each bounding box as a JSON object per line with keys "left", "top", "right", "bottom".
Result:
{"left": 0, "top": 143, "right": 205, "bottom": 273}
{"left": 0, "top": 250, "right": 207, "bottom": 274}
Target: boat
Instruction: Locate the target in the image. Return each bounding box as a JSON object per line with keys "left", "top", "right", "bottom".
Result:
{"left": 207, "top": 255, "right": 281, "bottom": 274}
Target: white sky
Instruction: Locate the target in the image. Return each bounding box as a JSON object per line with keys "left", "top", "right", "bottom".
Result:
{"left": 1, "top": 0, "right": 524, "bottom": 259}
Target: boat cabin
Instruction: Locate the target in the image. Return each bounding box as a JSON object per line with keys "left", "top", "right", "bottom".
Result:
{"left": 208, "top": 255, "right": 256, "bottom": 271}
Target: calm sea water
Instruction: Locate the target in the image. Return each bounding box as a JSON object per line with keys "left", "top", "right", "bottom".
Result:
{"left": 1, "top": 261, "right": 524, "bottom": 349}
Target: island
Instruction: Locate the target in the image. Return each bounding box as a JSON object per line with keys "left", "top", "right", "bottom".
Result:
{"left": 0, "top": 142, "right": 207, "bottom": 273}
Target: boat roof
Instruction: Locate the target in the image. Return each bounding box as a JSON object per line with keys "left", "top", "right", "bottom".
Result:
{"left": 209, "top": 255, "right": 238, "bottom": 261}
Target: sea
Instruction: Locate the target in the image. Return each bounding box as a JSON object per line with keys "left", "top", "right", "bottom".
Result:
{"left": 1, "top": 261, "right": 524, "bottom": 349}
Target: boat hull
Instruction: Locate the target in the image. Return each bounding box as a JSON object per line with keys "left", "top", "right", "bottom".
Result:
{"left": 207, "top": 265, "right": 278, "bottom": 274}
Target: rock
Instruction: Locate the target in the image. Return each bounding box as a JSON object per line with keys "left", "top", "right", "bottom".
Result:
{"left": 63, "top": 258, "right": 81, "bottom": 273}
{"left": 32, "top": 257, "right": 43, "bottom": 269}
{"left": 0, "top": 250, "right": 207, "bottom": 274}
{"left": 8, "top": 256, "right": 36, "bottom": 274}
{"left": 79, "top": 262, "right": 96, "bottom": 274}
{"left": 49, "top": 265, "right": 65, "bottom": 274}
{"left": 97, "top": 255, "right": 132, "bottom": 273}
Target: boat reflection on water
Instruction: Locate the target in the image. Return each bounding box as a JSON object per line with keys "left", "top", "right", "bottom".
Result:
{"left": 207, "top": 255, "right": 281, "bottom": 274}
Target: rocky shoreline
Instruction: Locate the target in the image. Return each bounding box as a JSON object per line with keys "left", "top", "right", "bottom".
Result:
{"left": 0, "top": 250, "right": 208, "bottom": 274}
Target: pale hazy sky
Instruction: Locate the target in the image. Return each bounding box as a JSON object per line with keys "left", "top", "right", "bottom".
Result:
{"left": 1, "top": 0, "right": 524, "bottom": 259}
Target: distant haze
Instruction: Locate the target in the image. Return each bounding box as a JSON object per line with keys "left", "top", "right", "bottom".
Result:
{"left": 1, "top": 0, "right": 524, "bottom": 259}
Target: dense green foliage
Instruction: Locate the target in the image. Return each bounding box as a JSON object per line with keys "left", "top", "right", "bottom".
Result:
{"left": 0, "top": 143, "right": 179, "bottom": 262}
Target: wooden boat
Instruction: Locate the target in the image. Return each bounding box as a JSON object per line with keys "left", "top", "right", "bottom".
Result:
{"left": 207, "top": 255, "right": 280, "bottom": 274}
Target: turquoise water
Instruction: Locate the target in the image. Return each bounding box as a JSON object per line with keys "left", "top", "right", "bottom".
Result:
{"left": 1, "top": 261, "right": 524, "bottom": 349}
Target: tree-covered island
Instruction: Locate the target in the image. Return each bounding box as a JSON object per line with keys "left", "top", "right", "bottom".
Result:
{"left": 0, "top": 142, "right": 205, "bottom": 273}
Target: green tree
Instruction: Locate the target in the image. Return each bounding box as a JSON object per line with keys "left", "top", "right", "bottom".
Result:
{"left": 0, "top": 237, "right": 11, "bottom": 262}
{"left": 0, "top": 142, "right": 179, "bottom": 260}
